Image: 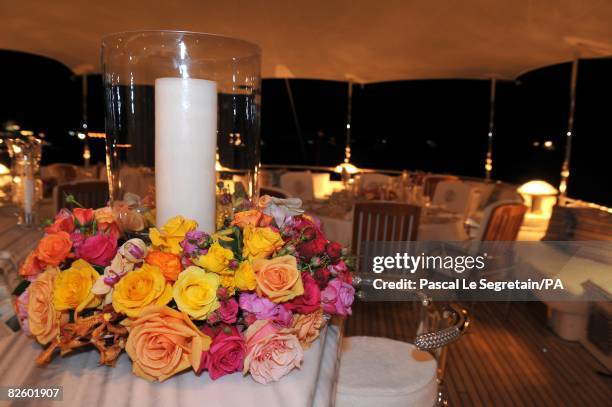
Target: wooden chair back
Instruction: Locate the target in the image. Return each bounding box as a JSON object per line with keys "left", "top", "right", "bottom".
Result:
{"left": 478, "top": 201, "right": 527, "bottom": 241}
{"left": 54, "top": 180, "right": 109, "bottom": 213}
{"left": 352, "top": 202, "right": 421, "bottom": 256}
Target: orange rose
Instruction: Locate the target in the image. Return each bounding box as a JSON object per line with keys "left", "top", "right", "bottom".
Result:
{"left": 124, "top": 306, "right": 211, "bottom": 382}
{"left": 36, "top": 231, "right": 72, "bottom": 266}
{"left": 145, "top": 251, "right": 183, "bottom": 282}
{"left": 27, "top": 268, "right": 66, "bottom": 344}
{"left": 19, "top": 251, "right": 43, "bottom": 280}
{"left": 231, "top": 210, "right": 273, "bottom": 228}
{"left": 94, "top": 207, "right": 121, "bottom": 240}
{"left": 292, "top": 308, "right": 324, "bottom": 349}
{"left": 252, "top": 255, "right": 304, "bottom": 303}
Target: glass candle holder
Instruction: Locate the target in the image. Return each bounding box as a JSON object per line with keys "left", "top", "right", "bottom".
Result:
{"left": 102, "top": 31, "right": 261, "bottom": 233}
{"left": 5, "top": 136, "right": 42, "bottom": 226}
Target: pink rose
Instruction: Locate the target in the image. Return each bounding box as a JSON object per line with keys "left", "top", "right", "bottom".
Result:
{"left": 209, "top": 298, "right": 239, "bottom": 324}
{"left": 14, "top": 290, "right": 31, "bottom": 336}
{"left": 239, "top": 293, "right": 293, "bottom": 327}
{"left": 321, "top": 278, "right": 355, "bottom": 316}
{"left": 200, "top": 325, "right": 246, "bottom": 380}
{"left": 283, "top": 272, "right": 321, "bottom": 314}
{"left": 329, "top": 260, "right": 352, "bottom": 285}
{"left": 76, "top": 234, "right": 117, "bottom": 267}
{"left": 70, "top": 231, "right": 86, "bottom": 251}
{"left": 243, "top": 320, "right": 303, "bottom": 384}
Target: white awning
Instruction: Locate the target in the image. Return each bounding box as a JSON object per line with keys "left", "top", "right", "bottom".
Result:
{"left": 1, "top": 0, "right": 612, "bottom": 82}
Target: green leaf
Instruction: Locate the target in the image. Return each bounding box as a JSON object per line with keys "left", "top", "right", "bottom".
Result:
{"left": 92, "top": 264, "right": 105, "bottom": 275}
{"left": 12, "top": 279, "right": 30, "bottom": 296}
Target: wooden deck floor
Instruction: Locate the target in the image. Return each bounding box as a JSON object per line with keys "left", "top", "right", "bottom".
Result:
{"left": 345, "top": 301, "right": 612, "bottom": 406}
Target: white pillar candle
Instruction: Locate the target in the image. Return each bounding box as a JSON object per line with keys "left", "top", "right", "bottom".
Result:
{"left": 155, "top": 77, "right": 217, "bottom": 232}
{"left": 23, "top": 176, "right": 34, "bottom": 215}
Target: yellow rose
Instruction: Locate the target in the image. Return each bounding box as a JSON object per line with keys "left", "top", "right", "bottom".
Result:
{"left": 219, "top": 275, "right": 237, "bottom": 297}
{"left": 112, "top": 264, "right": 173, "bottom": 318}
{"left": 193, "top": 242, "right": 234, "bottom": 275}
{"left": 53, "top": 259, "right": 101, "bottom": 312}
{"left": 173, "top": 266, "right": 220, "bottom": 320}
{"left": 234, "top": 261, "right": 256, "bottom": 291}
{"left": 150, "top": 215, "right": 197, "bottom": 254}
{"left": 253, "top": 255, "right": 304, "bottom": 303}
{"left": 242, "top": 225, "right": 284, "bottom": 259}
{"left": 28, "top": 267, "right": 65, "bottom": 344}
{"left": 94, "top": 207, "right": 115, "bottom": 225}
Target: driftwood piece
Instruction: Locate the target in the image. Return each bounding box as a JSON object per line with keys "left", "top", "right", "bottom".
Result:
{"left": 36, "top": 309, "right": 128, "bottom": 367}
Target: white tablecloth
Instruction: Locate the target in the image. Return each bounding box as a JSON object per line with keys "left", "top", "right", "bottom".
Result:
{"left": 0, "top": 322, "right": 342, "bottom": 407}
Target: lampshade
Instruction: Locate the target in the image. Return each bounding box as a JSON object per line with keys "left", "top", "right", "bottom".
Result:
{"left": 517, "top": 180, "right": 558, "bottom": 218}
{"left": 334, "top": 162, "right": 359, "bottom": 174}
{"left": 517, "top": 180, "right": 558, "bottom": 196}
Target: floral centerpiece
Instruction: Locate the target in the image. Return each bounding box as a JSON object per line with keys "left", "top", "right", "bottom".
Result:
{"left": 13, "top": 195, "right": 355, "bottom": 384}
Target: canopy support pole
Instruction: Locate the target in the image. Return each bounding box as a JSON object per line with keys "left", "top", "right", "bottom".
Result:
{"left": 344, "top": 80, "right": 354, "bottom": 164}
{"left": 559, "top": 58, "right": 579, "bottom": 199}
{"left": 484, "top": 78, "right": 496, "bottom": 181}
{"left": 81, "top": 74, "right": 90, "bottom": 169}
{"left": 284, "top": 78, "right": 306, "bottom": 160}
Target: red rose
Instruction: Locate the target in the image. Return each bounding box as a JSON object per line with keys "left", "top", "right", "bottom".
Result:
{"left": 199, "top": 325, "right": 246, "bottom": 380}
{"left": 313, "top": 267, "right": 331, "bottom": 289}
{"left": 76, "top": 234, "right": 117, "bottom": 266}
{"left": 325, "top": 242, "right": 343, "bottom": 263}
{"left": 298, "top": 234, "right": 327, "bottom": 260}
{"left": 73, "top": 208, "right": 94, "bottom": 225}
{"left": 302, "top": 226, "right": 317, "bottom": 241}
{"left": 283, "top": 272, "right": 321, "bottom": 314}
{"left": 45, "top": 209, "right": 75, "bottom": 234}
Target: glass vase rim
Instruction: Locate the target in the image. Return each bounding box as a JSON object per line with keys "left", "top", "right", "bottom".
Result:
{"left": 101, "top": 30, "right": 262, "bottom": 56}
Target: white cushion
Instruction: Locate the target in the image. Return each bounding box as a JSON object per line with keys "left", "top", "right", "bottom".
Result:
{"left": 516, "top": 243, "right": 612, "bottom": 298}
{"left": 336, "top": 336, "right": 437, "bottom": 407}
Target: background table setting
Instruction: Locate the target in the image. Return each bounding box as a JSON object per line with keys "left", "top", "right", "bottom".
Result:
{"left": 304, "top": 192, "right": 469, "bottom": 248}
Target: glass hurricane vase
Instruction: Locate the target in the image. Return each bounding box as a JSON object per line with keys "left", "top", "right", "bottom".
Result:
{"left": 102, "top": 30, "right": 261, "bottom": 233}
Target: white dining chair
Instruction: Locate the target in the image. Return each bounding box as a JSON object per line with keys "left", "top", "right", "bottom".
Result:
{"left": 359, "top": 173, "right": 393, "bottom": 189}
{"left": 312, "top": 172, "right": 331, "bottom": 199}
{"left": 432, "top": 181, "right": 480, "bottom": 219}
{"left": 279, "top": 171, "right": 315, "bottom": 201}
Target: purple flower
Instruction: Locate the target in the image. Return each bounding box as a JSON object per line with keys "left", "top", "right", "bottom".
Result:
{"left": 321, "top": 278, "right": 355, "bottom": 316}
{"left": 70, "top": 231, "right": 86, "bottom": 250}
{"left": 239, "top": 293, "right": 293, "bottom": 327}
{"left": 180, "top": 230, "right": 210, "bottom": 256}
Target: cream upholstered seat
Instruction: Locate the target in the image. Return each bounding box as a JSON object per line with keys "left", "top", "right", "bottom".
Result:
{"left": 359, "top": 173, "right": 393, "bottom": 189}
{"left": 336, "top": 336, "right": 438, "bottom": 407}
{"left": 279, "top": 171, "right": 315, "bottom": 201}
{"left": 432, "top": 181, "right": 480, "bottom": 219}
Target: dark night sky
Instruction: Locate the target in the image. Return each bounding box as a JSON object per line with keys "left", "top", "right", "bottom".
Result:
{"left": 0, "top": 50, "right": 610, "bottom": 206}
